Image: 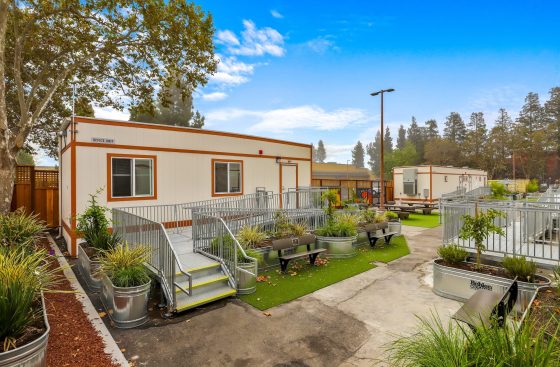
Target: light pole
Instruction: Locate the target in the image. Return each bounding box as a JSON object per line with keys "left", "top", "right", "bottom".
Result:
{"left": 370, "top": 88, "right": 395, "bottom": 210}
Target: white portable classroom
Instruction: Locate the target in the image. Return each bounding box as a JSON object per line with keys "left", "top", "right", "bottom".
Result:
{"left": 59, "top": 116, "right": 312, "bottom": 256}
{"left": 392, "top": 165, "right": 487, "bottom": 204}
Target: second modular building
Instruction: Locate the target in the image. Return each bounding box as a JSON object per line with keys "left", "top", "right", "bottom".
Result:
{"left": 393, "top": 165, "right": 487, "bottom": 203}
{"left": 60, "top": 116, "right": 312, "bottom": 256}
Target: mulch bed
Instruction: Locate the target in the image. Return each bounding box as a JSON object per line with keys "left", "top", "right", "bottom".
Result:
{"left": 527, "top": 287, "right": 560, "bottom": 338}
{"left": 41, "top": 237, "right": 119, "bottom": 367}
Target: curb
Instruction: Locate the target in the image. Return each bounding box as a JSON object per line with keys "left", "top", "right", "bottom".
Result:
{"left": 47, "top": 234, "right": 130, "bottom": 367}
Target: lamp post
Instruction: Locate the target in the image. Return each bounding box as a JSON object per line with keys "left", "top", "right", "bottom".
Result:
{"left": 370, "top": 88, "right": 395, "bottom": 210}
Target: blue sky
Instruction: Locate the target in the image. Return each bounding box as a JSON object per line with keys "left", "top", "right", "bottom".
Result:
{"left": 85, "top": 1, "right": 560, "bottom": 165}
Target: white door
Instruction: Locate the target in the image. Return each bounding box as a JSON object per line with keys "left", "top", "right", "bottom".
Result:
{"left": 281, "top": 164, "right": 297, "bottom": 208}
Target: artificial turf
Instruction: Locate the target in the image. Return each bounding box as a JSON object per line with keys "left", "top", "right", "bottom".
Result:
{"left": 239, "top": 236, "right": 410, "bottom": 310}
{"left": 400, "top": 212, "right": 441, "bottom": 228}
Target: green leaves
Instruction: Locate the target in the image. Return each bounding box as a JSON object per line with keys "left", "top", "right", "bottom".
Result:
{"left": 0, "top": 208, "right": 45, "bottom": 253}
{"left": 459, "top": 207, "right": 505, "bottom": 268}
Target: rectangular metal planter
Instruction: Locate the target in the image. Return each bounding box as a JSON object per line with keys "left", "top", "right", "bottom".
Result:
{"left": 433, "top": 260, "right": 550, "bottom": 314}
{"left": 100, "top": 275, "right": 151, "bottom": 329}
{"left": 0, "top": 293, "right": 49, "bottom": 367}
{"left": 77, "top": 243, "right": 102, "bottom": 291}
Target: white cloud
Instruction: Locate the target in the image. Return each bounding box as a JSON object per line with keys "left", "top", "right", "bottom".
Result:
{"left": 216, "top": 20, "right": 285, "bottom": 57}
{"left": 206, "top": 105, "right": 371, "bottom": 133}
{"left": 306, "top": 36, "right": 337, "bottom": 54}
{"left": 94, "top": 106, "right": 130, "bottom": 121}
{"left": 201, "top": 92, "right": 228, "bottom": 102}
{"left": 270, "top": 10, "right": 284, "bottom": 19}
{"left": 210, "top": 55, "right": 255, "bottom": 86}
{"left": 324, "top": 144, "right": 354, "bottom": 162}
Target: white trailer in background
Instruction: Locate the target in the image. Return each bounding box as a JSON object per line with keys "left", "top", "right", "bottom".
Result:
{"left": 392, "top": 165, "right": 487, "bottom": 204}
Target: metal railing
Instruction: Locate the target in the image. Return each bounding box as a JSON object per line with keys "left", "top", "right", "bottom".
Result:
{"left": 112, "top": 208, "right": 192, "bottom": 311}
{"left": 441, "top": 199, "right": 560, "bottom": 266}
{"left": 191, "top": 213, "right": 258, "bottom": 289}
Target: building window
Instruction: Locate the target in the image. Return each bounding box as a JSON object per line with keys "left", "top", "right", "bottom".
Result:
{"left": 108, "top": 154, "right": 156, "bottom": 201}
{"left": 213, "top": 160, "right": 243, "bottom": 196}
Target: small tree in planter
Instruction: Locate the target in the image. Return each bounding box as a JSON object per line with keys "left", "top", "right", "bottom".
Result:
{"left": 321, "top": 189, "right": 339, "bottom": 222}
{"left": 459, "top": 206, "right": 504, "bottom": 269}
{"left": 98, "top": 244, "right": 152, "bottom": 328}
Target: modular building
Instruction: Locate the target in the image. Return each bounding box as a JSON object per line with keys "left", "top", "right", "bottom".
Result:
{"left": 59, "top": 116, "right": 312, "bottom": 256}
{"left": 311, "top": 162, "right": 374, "bottom": 204}
{"left": 392, "top": 165, "right": 487, "bottom": 203}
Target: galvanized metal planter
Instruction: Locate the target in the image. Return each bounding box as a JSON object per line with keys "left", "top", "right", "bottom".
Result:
{"left": 100, "top": 275, "right": 151, "bottom": 329}
{"left": 77, "top": 242, "right": 102, "bottom": 291}
{"left": 316, "top": 235, "right": 359, "bottom": 258}
{"left": 433, "top": 259, "right": 550, "bottom": 314}
{"left": 388, "top": 221, "right": 401, "bottom": 235}
{"left": 0, "top": 294, "right": 49, "bottom": 367}
{"left": 236, "top": 262, "right": 257, "bottom": 295}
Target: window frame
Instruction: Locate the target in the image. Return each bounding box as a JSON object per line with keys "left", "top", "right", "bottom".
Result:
{"left": 211, "top": 159, "right": 244, "bottom": 197}
{"left": 107, "top": 153, "right": 157, "bottom": 202}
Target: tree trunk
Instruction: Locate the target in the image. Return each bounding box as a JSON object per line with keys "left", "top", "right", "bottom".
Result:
{"left": 0, "top": 150, "right": 15, "bottom": 213}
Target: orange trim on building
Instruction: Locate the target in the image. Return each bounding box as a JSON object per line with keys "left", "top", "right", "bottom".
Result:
{"left": 106, "top": 153, "right": 158, "bottom": 202}
{"left": 74, "top": 116, "right": 312, "bottom": 149}
{"left": 75, "top": 141, "right": 310, "bottom": 162}
{"left": 211, "top": 159, "right": 244, "bottom": 197}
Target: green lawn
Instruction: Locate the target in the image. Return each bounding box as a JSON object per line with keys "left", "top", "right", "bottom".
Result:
{"left": 239, "top": 236, "right": 410, "bottom": 310}
{"left": 400, "top": 212, "right": 441, "bottom": 228}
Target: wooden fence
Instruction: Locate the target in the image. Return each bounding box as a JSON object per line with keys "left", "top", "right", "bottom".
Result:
{"left": 10, "top": 165, "right": 59, "bottom": 228}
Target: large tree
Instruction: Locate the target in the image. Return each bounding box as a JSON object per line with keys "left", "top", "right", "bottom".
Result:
{"left": 384, "top": 141, "right": 418, "bottom": 177}
{"left": 396, "top": 124, "right": 406, "bottom": 149}
{"left": 485, "top": 108, "right": 513, "bottom": 179}
{"left": 424, "top": 138, "right": 461, "bottom": 166}
{"left": 443, "top": 112, "right": 467, "bottom": 145}
{"left": 383, "top": 126, "right": 393, "bottom": 154}
{"left": 424, "top": 119, "right": 439, "bottom": 141}
{"left": 316, "top": 140, "right": 327, "bottom": 163}
{"left": 0, "top": 1, "right": 217, "bottom": 212}
{"left": 544, "top": 87, "right": 560, "bottom": 154}
{"left": 366, "top": 130, "right": 381, "bottom": 176}
{"left": 406, "top": 116, "right": 424, "bottom": 164}
{"left": 514, "top": 92, "right": 547, "bottom": 179}
{"left": 351, "top": 140, "right": 365, "bottom": 168}
{"left": 463, "top": 112, "right": 487, "bottom": 168}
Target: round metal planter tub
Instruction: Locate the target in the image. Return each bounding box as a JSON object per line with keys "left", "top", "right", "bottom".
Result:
{"left": 388, "top": 221, "right": 401, "bottom": 235}
{"left": 237, "top": 261, "right": 257, "bottom": 295}
{"left": 432, "top": 259, "right": 551, "bottom": 314}
{"left": 100, "top": 276, "right": 151, "bottom": 329}
{"left": 77, "top": 242, "right": 102, "bottom": 291}
{"left": 0, "top": 294, "right": 49, "bottom": 367}
{"left": 316, "top": 235, "right": 359, "bottom": 259}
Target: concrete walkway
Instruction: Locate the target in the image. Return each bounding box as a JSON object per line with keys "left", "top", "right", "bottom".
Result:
{"left": 113, "top": 225, "right": 460, "bottom": 367}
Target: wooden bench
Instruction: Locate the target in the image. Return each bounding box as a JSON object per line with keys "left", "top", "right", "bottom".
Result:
{"left": 272, "top": 234, "right": 326, "bottom": 272}
{"left": 363, "top": 222, "right": 397, "bottom": 247}
{"left": 452, "top": 277, "right": 518, "bottom": 331}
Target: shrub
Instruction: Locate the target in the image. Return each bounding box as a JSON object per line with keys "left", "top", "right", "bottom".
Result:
{"left": 375, "top": 212, "right": 388, "bottom": 223}
{"left": 0, "top": 208, "right": 45, "bottom": 253}
{"left": 237, "top": 226, "right": 266, "bottom": 248}
{"left": 460, "top": 207, "right": 505, "bottom": 269}
{"left": 98, "top": 244, "right": 151, "bottom": 288}
{"left": 0, "top": 249, "right": 59, "bottom": 352}
{"left": 273, "top": 210, "right": 292, "bottom": 238}
{"left": 316, "top": 213, "right": 358, "bottom": 237}
{"left": 321, "top": 189, "right": 339, "bottom": 219}
{"left": 437, "top": 245, "right": 468, "bottom": 264}
{"left": 359, "top": 209, "right": 377, "bottom": 224}
{"left": 389, "top": 314, "right": 560, "bottom": 367}
{"left": 385, "top": 211, "right": 398, "bottom": 221}
{"left": 290, "top": 222, "right": 308, "bottom": 237}
{"left": 526, "top": 179, "right": 539, "bottom": 193}
{"left": 77, "top": 190, "right": 113, "bottom": 251}
{"left": 490, "top": 181, "right": 508, "bottom": 199}
{"left": 503, "top": 256, "right": 537, "bottom": 282}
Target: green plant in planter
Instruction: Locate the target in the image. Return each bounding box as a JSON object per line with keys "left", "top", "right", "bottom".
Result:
{"left": 316, "top": 213, "right": 358, "bottom": 237}
{"left": 0, "top": 208, "right": 45, "bottom": 254}
{"left": 490, "top": 181, "right": 509, "bottom": 199}
{"left": 459, "top": 206, "right": 504, "bottom": 269}
{"left": 237, "top": 226, "right": 266, "bottom": 248}
{"left": 290, "top": 222, "right": 308, "bottom": 237}
{"left": 0, "top": 249, "right": 59, "bottom": 352}
{"left": 77, "top": 189, "right": 117, "bottom": 252}
{"left": 385, "top": 211, "right": 398, "bottom": 222}
{"left": 375, "top": 212, "right": 388, "bottom": 223}
{"left": 98, "top": 244, "right": 151, "bottom": 288}
{"left": 503, "top": 256, "right": 537, "bottom": 283}
{"left": 359, "top": 209, "right": 377, "bottom": 224}
{"left": 212, "top": 235, "right": 260, "bottom": 263}
{"left": 273, "top": 210, "right": 292, "bottom": 238}
{"left": 321, "top": 189, "right": 339, "bottom": 221}
{"left": 526, "top": 179, "right": 539, "bottom": 194}
{"left": 437, "top": 245, "right": 468, "bottom": 264}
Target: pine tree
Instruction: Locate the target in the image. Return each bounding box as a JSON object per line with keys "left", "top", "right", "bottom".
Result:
{"left": 424, "top": 119, "right": 439, "bottom": 140}
{"left": 316, "top": 140, "right": 327, "bottom": 163}
{"left": 351, "top": 141, "right": 365, "bottom": 168}
{"left": 544, "top": 87, "right": 560, "bottom": 154}
{"left": 366, "top": 130, "right": 382, "bottom": 176}
{"left": 74, "top": 97, "right": 95, "bottom": 117}
{"left": 486, "top": 108, "right": 513, "bottom": 178}
{"left": 514, "top": 92, "right": 546, "bottom": 179}
{"left": 463, "top": 112, "right": 487, "bottom": 168}
{"left": 384, "top": 127, "right": 393, "bottom": 154}
{"left": 407, "top": 116, "right": 424, "bottom": 164}
{"left": 311, "top": 144, "right": 318, "bottom": 162}
{"left": 397, "top": 125, "right": 406, "bottom": 149}
{"left": 443, "top": 112, "right": 467, "bottom": 145}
